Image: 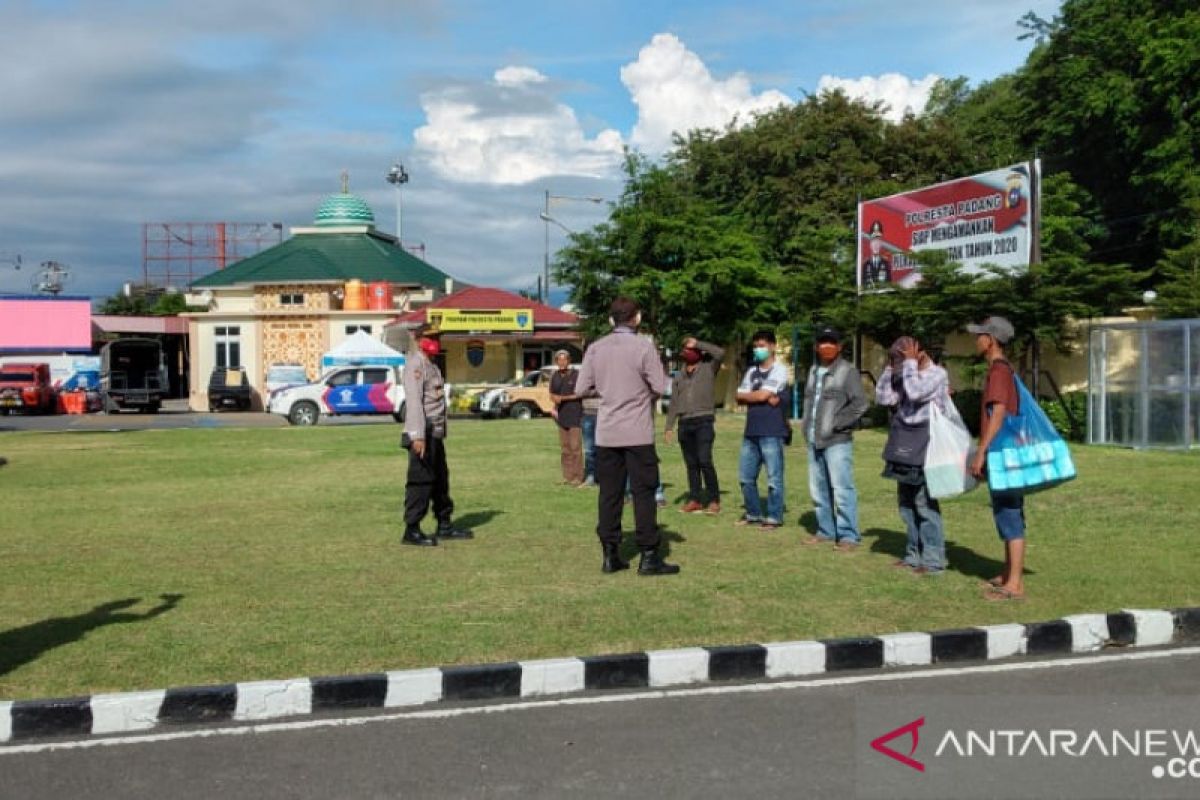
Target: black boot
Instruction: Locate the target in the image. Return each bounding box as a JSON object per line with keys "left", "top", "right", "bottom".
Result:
{"left": 637, "top": 547, "right": 680, "bottom": 576}
{"left": 402, "top": 526, "right": 438, "bottom": 546}
{"left": 601, "top": 542, "right": 629, "bottom": 574}
{"left": 436, "top": 520, "right": 474, "bottom": 540}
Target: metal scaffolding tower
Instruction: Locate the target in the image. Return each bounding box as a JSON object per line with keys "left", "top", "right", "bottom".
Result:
{"left": 142, "top": 222, "right": 283, "bottom": 289}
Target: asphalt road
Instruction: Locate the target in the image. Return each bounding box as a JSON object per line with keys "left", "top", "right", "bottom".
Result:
{"left": 3, "top": 648, "right": 1198, "bottom": 800}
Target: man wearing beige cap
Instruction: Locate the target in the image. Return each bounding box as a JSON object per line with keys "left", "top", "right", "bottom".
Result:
{"left": 967, "top": 315, "right": 1026, "bottom": 601}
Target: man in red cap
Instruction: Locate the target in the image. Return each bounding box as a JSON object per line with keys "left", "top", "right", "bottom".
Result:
{"left": 400, "top": 324, "right": 473, "bottom": 546}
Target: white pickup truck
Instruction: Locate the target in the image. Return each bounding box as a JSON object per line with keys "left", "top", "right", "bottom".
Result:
{"left": 267, "top": 365, "right": 406, "bottom": 426}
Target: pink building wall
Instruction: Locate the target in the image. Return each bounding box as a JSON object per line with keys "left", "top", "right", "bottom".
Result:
{"left": 0, "top": 296, "right": 93, "bottom": 352}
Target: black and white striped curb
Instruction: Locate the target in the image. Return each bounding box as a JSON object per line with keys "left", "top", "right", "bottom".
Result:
{"left": 3, "top": 607, "right": 1197, "bottom": 744}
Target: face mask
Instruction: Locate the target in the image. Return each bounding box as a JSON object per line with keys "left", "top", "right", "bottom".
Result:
{"left": 681, "top": 348, "right": 702, "bottom": 365}
{"left": 816, "top": 343, "right": 839, "bottom": 362}
{"left": 752, "top": 346, "right": 770, "bottom": 363}
{"left": 419, "top": 337, "right": 440, "bottom": 358}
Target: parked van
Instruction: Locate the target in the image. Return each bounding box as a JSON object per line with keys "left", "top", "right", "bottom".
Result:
{"left": 267, "top": 365, "right": 406, "bottom": 426}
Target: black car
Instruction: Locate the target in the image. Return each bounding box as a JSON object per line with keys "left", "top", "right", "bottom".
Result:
{"left": 207, "top": 366, "right": 252, "bottom": 411}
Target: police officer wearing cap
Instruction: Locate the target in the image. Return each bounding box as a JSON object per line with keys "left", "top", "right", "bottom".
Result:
{"left": 861, "top": 220, "right": 892, "bottom": 290}
{"left": 400, "top": 325, "right": 473, "bottom": 546}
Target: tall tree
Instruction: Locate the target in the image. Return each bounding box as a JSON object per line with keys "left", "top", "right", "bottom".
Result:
{"left": 555, "top": 153, "right": 785, "bottom": 350}
{"left": 1154, "top": 202, "right": 1200, "bottom": 319}
{"left": 1020, "top": 0, "right": 1200, "bottom": 274}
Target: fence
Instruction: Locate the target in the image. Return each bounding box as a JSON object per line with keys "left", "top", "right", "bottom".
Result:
{"left": 1088, "top": 319, "right": 1200, "bottom": 449}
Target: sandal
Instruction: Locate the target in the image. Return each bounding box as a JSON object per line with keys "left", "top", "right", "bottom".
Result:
{"left": 984, "top": 585, "right": 1025, "bottom": 602}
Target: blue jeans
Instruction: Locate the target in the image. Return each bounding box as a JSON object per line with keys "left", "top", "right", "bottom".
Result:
{"left": 807, "top": 442, "right": 860, "bottom": 543}
{"left": 739, "top": 436, "right": 785, "bottom": 523}
{"left": 991, "top": 490, "right": 1025, "bottom": 541}
{"left": 898, "top": 481, "right": 944, "bottom": 570}
{"left": 581, "top": 414, "right": 597, "bottom": 480}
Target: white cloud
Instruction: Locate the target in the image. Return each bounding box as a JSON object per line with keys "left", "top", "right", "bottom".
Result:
{"left": 620, "top": 33, "right": 791, "bottom": 153}
{"left": 493, "top": 66, "right": 549, "bottom": 87}
{"left": 816, "top": 72, "right": 941, "bottom": 122}
{"left": 413, "top": 67, "right": 624, "bottom": 185}
{"left": 411, "top": 32, "right": 797, "bottom": 186}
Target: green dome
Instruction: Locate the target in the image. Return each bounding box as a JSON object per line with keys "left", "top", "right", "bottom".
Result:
{"left": 313, "top": 192, "right": 375, "bottom": 227}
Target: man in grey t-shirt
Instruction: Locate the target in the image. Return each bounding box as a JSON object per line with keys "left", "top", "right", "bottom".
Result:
{"left": 575, "top": 297, "right": 679, "bottom": 576}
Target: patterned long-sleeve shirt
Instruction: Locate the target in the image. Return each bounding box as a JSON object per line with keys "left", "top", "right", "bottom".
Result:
{"left": 875, "top": 359, "right": 948, "bottom": 425}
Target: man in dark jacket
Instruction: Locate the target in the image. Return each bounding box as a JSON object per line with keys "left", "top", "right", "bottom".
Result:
{"left": 801, "top": 327, "right": 870, "bottom": 550}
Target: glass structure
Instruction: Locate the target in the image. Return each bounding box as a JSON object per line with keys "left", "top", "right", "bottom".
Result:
{"left": 1088, "top": 319, "right": 1200, "bottom": 449}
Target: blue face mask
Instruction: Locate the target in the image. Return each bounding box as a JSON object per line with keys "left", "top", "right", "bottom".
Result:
{"left": 753, "top": 346, "right": 770, "bottom": 363}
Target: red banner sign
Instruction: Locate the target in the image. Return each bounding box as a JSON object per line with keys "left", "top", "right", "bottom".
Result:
{"left": 857, "top": 161, "right": 1039, "bottom": 293}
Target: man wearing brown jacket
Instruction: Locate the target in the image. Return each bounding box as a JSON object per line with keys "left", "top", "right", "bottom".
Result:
{"left": 665, "top": 337, "right": 724, "bottom": 514}
{"left": 549, "top": 349, "right": 585, "bottom": 486}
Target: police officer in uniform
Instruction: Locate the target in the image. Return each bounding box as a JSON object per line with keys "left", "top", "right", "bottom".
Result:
{"left": 401, "top": 325, "right": 473, "bottom": 546}
{"left": 861, "top": 219, "right": 892, "bottom": 290}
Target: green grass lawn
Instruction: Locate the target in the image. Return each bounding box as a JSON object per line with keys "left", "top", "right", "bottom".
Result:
{"left": 1, "top": 417, "right": 1198, "bottom": 700}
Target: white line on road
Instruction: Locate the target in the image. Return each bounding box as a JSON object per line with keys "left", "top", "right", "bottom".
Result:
{"left": 4, "top": 646, "right": 1199, "bottom": 757}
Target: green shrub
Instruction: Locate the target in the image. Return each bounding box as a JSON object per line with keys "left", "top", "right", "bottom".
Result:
{"left": 1039, "top": 391, "right": 1087, "bottom": 442}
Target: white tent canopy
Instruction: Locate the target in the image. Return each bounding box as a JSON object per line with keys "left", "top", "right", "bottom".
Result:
{"left": 321, "top": 330, "right": 406, "bottom": 369}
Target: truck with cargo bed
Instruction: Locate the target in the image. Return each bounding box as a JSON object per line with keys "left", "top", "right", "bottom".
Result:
{"left": 100, "top": 338, "right": 168, "bottom": 413}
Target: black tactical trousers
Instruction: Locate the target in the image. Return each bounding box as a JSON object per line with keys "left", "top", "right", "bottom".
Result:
{"left": 404, "top": 432, "right": 454, "bottom": 529}
{"left": 678, "top": 415, "right": 719, "bottom": 503}
{"left": 595, "top": 444, "right": 660, "bottom": 549}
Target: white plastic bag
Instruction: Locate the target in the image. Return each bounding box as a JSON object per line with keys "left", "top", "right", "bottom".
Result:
{"left": 924, "top": 395, "right": 978, "bottom": 499}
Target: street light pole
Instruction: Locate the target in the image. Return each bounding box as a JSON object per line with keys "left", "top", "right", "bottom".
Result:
{"left": 543, "top": 189, "right": 550, "bottom": 304}
{"left": 541, "top": 191, "right": 604, "bottom": 305}
{"left": 385, "top": 162, "right": 410, "bottom": 244}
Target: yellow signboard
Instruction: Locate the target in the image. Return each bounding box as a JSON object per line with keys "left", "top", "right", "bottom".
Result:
{"left": 428, "top": 308, "right": 534, "bottom": 332}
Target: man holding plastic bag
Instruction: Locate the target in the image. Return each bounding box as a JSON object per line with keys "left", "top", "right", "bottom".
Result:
{"left": 968, "top": 316, "right": 1078, "bottom": 602}
{"left": 968, "top": 316, "right": 1028, "bottom": 601}
{"left": 876, "top": 336, "right": 949, "bottom": 575}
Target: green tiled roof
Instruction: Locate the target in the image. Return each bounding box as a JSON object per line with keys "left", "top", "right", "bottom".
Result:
{"left": 190, "top": 231, "right": 452, "bottom": 289}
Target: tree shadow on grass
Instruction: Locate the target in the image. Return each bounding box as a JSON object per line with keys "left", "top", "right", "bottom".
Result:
{"left": 454, "top": 509, "right": 503, "bottom": 531}
{"left": 864, "top": 528, "right": 1033, "bottom": 583}
{"left": 0, "top": 594, "right": 184, "bottom": 678}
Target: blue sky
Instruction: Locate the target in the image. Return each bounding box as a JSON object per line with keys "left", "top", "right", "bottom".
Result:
{"left": 0, "top": 0, "right": 1061, "bottom": 300}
